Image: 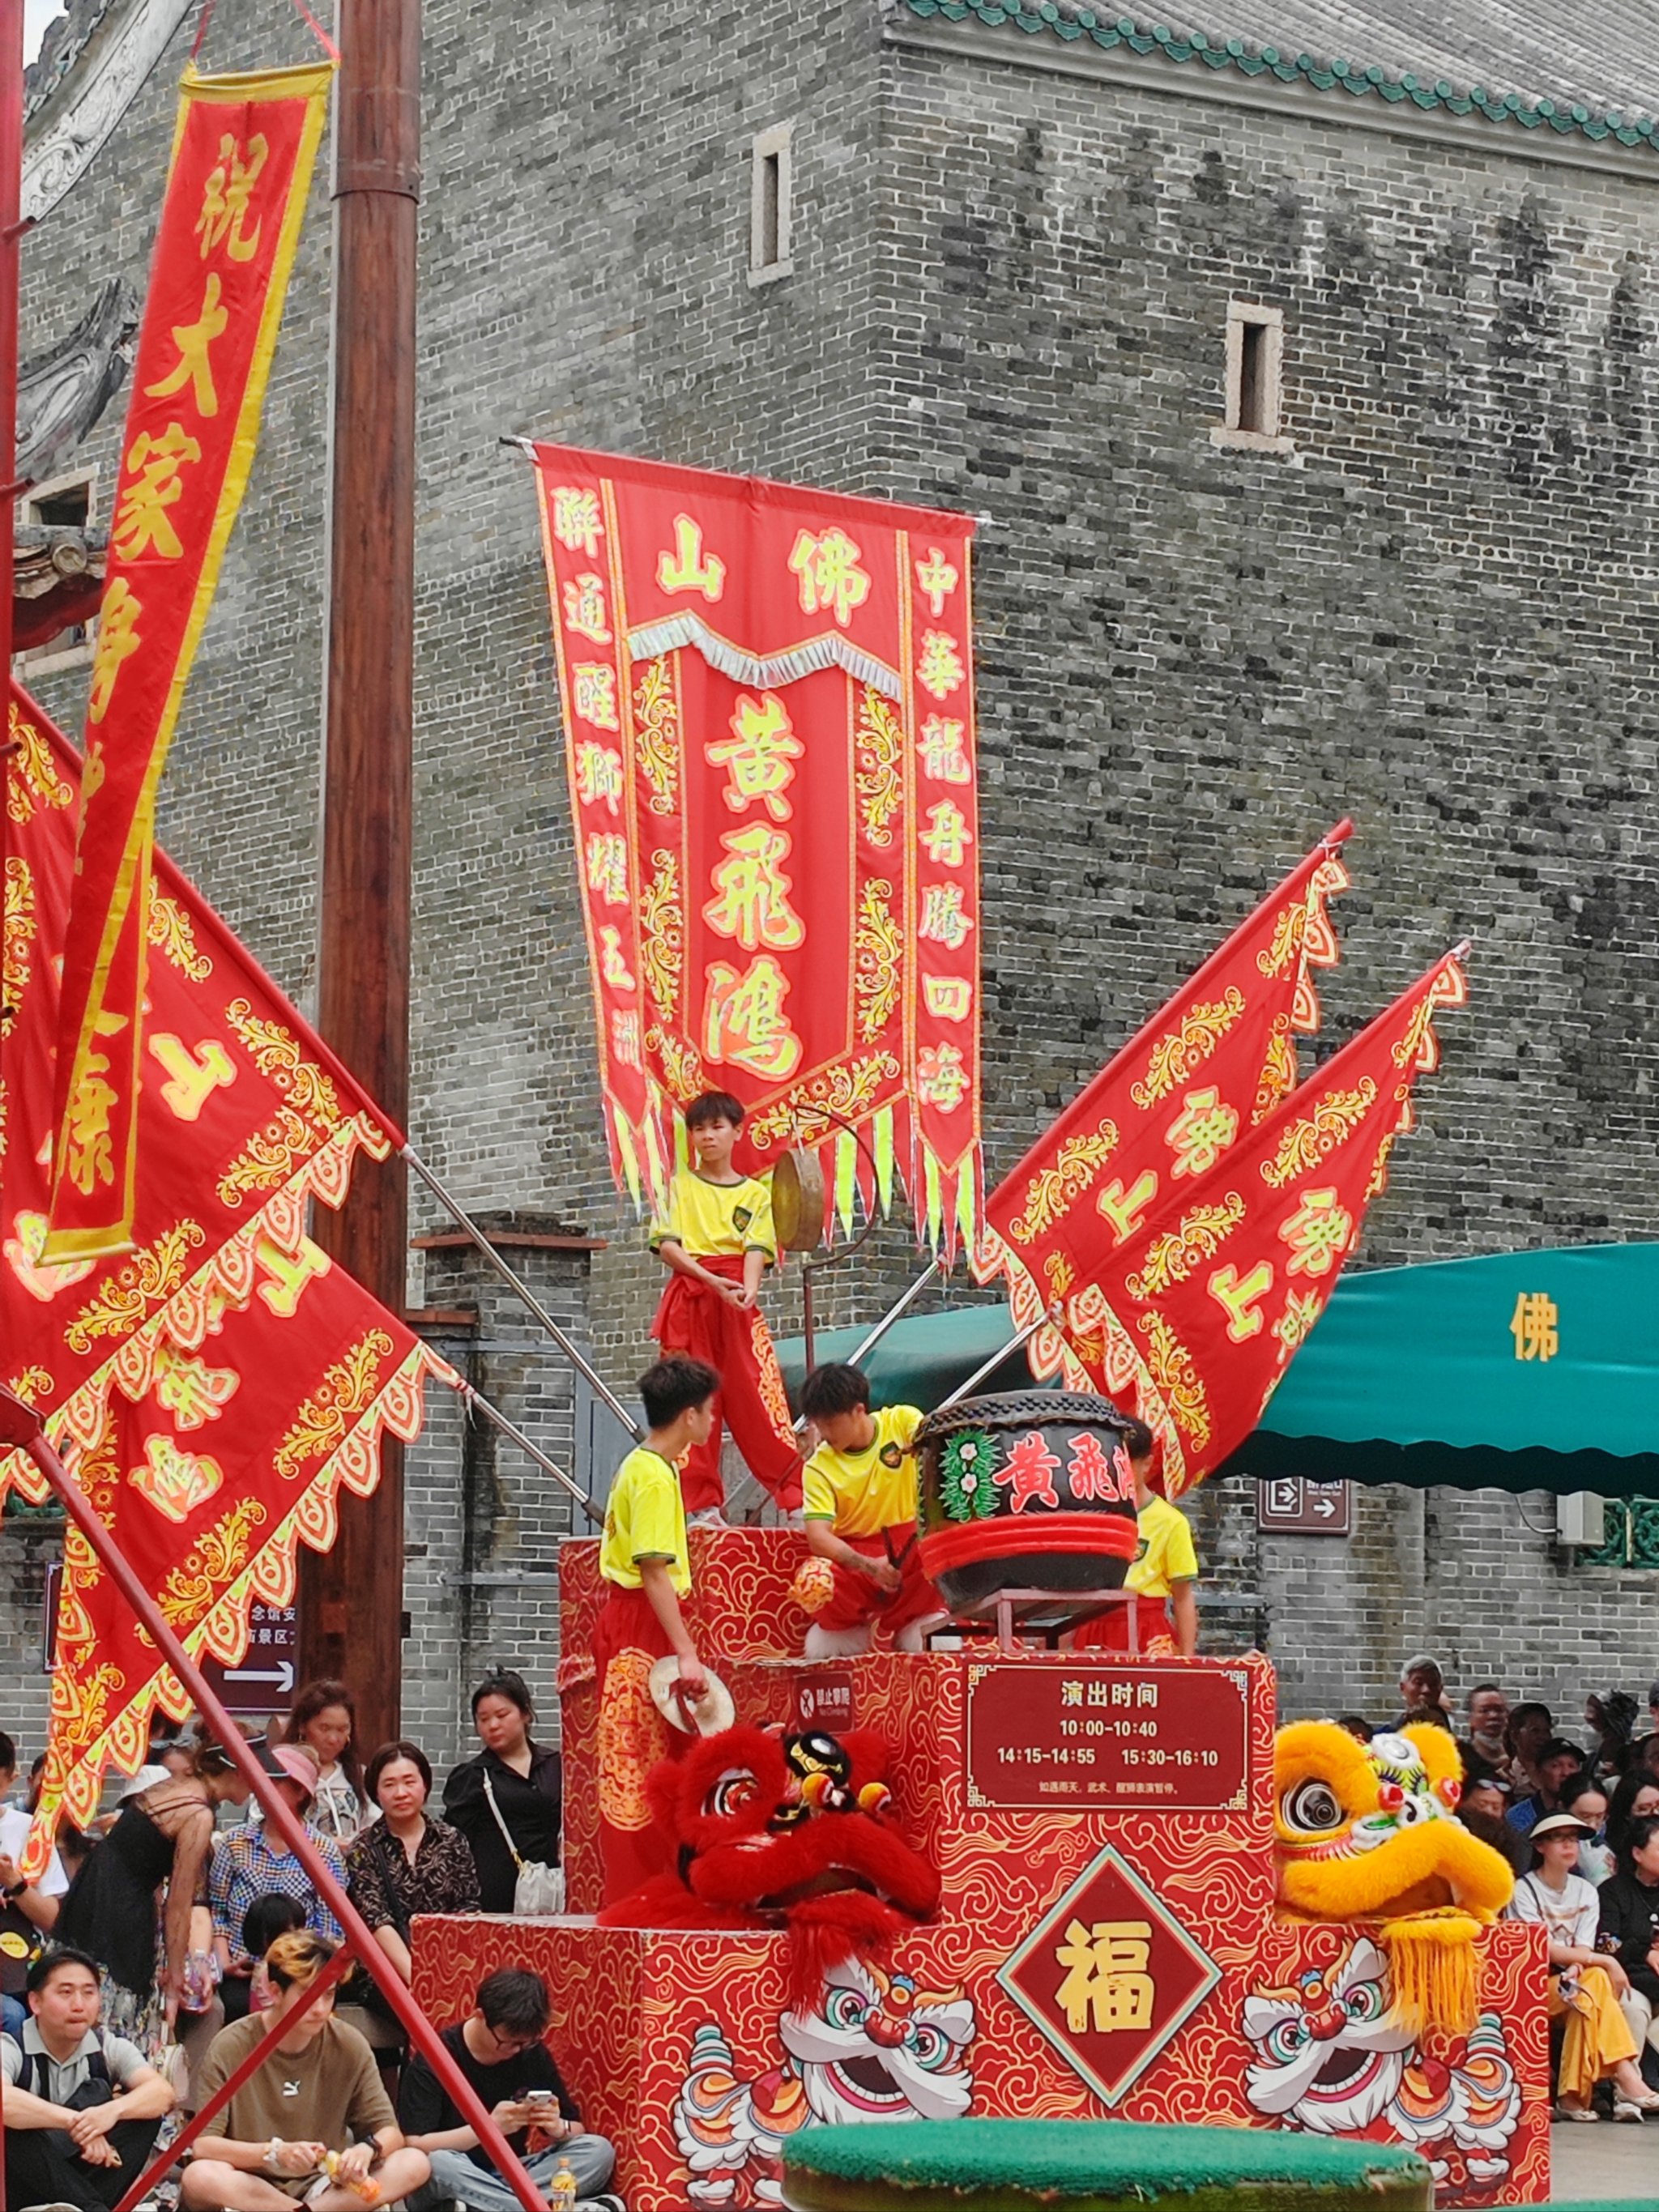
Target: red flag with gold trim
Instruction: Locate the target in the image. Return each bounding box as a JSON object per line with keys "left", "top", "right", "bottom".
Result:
{"left": 45, "top": 59, "right": 332, "bottom": 1262}
{"left": 3, "top": 686, "right": 455, "bottom": 1861}
{"left": 531, "top": 445, "right": 983, "bottom": 1255}
{"left": 1063, "top": 949, "right": 1468, "bottom": 1497}
{"left": 975, "top": 829, "right": 1350, "bottom": 1381}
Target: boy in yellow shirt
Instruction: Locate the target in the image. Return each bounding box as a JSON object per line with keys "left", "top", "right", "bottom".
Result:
{"left": 1073, "top": 1417, "right": 1200, "bottom": 1656}
{"left": 798, "top": 1364, "right": 944, "bottom": 1657}
{"left": 593, "top": 1355, "right": 717, "bottom": 1903}
{"left": 650, "top": 1090, "right": 803, "bottom": 1522}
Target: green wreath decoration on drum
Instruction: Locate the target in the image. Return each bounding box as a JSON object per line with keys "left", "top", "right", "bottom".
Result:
{"left": 938, "top": 1427, "right": 998, "bottom": 1521}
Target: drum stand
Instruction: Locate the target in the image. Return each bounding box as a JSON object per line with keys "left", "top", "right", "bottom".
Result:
{"left": 928, "top": 1587, "right": 1149, "bottom": 1656}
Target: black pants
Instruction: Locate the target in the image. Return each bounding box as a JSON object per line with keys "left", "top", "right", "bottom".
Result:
{"left": 5, "top": 2115, "right": 162, "bottom": 2212}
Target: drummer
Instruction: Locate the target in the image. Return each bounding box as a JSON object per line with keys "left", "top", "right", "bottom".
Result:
{"left": 798, "top": 1364, "right": 945, "bottom": 1657}
{"left": 1070, "top": 1418, "right": 1200, "bottom": 1657}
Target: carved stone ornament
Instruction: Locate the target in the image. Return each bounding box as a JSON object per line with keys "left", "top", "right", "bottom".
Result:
{"left": 23, "top": 0, "right": 195, "bottom": 226}
{"left": 18, "top": 275, "right": 138, "bottom": 485}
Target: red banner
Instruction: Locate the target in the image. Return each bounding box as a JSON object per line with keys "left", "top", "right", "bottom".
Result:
{"left": 45, "top": 60, "right": 332, "bottom": 1262}
{"left": 532, "top": 445, "right": 983, "bottom": 1255}
{"left": 1063, "top": 951, "right": 1466, "bottom": 1497}
{"left": 3, "top": 686, "right": 453, "bottom": 1861}
{"left": 975, "top": 831, "right": 1350, "bottom": 1380}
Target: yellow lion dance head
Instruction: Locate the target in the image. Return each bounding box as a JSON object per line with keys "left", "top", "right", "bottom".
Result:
{"left": 1273, "top": 1722, "right": 1514, "bottom": 2038}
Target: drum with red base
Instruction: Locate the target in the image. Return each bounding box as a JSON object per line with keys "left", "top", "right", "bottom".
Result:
{"left": 913, "top": 1391, "right": 1139, "bottom": 1611}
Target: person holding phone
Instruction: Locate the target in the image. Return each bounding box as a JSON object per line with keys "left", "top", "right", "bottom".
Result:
{"left": 399, "top": 1970, "right": 618, "bottom": 2212}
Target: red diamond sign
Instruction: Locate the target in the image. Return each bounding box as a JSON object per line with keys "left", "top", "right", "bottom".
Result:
{"left": 997, "top": 1843, "right": 1222, "bottom": 2106}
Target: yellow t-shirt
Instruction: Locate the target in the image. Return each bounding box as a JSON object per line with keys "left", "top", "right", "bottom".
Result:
{"left": 649, "top": 1170, "right": 776, "bottom": 1263}
{"left": 600, "top": 1447, "right": 691, "bottom": 1596}
{"left": 803, "top": 1405, "right": 923, "bottom": 1538}
{"left": 1126, "top": 1493, "right": 1199, "bottom": 1600}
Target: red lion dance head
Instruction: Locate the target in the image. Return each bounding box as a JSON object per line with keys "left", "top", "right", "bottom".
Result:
{"left": 598, "top": 1724, "right": 939, "bottom": 2005}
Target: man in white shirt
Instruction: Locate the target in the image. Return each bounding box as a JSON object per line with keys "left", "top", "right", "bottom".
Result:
{"left": 2, "top": 1946, "right": 175, "bottom": 2210}
{"left": 0, "top": 1733, "right": 68, "bottom": 2042}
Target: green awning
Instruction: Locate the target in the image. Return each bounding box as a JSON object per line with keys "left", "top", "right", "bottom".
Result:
{"left": 779, "top": 1244, "right": 1659, "bottom": 1498}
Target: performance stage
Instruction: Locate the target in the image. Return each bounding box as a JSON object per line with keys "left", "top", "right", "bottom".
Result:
{"left": 413, "top": 1531, "right": 1548, "bottom": 2210}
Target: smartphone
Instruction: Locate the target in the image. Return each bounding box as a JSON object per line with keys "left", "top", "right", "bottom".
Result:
{"left": 522, "top": 2091, "right": 556, "bottom": 2108}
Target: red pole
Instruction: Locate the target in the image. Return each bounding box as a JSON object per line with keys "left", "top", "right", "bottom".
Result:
{"left": 0, "top": 0, "right": 24, "bottom": 1133}
{"left": 0, "top": 1387, "right": 548, "bottom": 2212}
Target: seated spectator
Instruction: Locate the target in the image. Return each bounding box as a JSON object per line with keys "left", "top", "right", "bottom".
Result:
{"left": 210, "top": 1746, "right": 344, "bottom": 2001}
{"left": 1607, "top": 1772, "right": 1659, "bottom": 1872}
{"left": 1507, "top": 1738, "right": 1585, "bottom": 1838}
{"left": 1597, "top": 1814, "right": 1659, "bottom": 2071}
{"left": 347, "top": 1743, "right": 480, "bottom": 1989}
{"left": 1460, "top": 1768, "right": 1529, "bottom": 1874}
{"left": 1508, "top": 1813, "right": 1659, "bottom": 2122}
{"left": 1638, "top": 1734, "right": 1659, "bottom": 1785}
{"left": 0, "top": 1731, "right": 68, "bottom": 2041}
{"left": 220, "top": 1894, "right": 309, "bottom": 2027}
{"left": 1, "top": 1945, "right": 175, "bottom": 2212}
{"left": 1586, "top": 1693, "right": 1639, "bottom": 1784}
{"left": 1393, "top": 1656, "right": 1450, "bottom": 1729}
{"left": 1459, "top": 1684, "right": 1511, "bottom": 1779}
{"left": 399, "top": 1967, "right": 618, "bottom": 2212}
{"left": 1563, "top": 1776, "right": 1614, "bottom": 1886}
{"left": 1335, "top": 1715, "right": 1373, "bottom": 1745}
{"left": 1505, "top": 1702, "right": 1555, "bottom": 1798}
{"left": 1401, "top": 1704, "right": 1453, "bottom": 1734}
{"left": 184, "top": 1932, "right": 429, "bottom": 2212}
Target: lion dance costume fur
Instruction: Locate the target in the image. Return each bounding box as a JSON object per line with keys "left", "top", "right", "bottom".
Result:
{"left": 1273, "top": 1722, "right": 1514, "bottom": 2037}
{"left": 599, "top": 1724, "right": 939, "bottom": 2007}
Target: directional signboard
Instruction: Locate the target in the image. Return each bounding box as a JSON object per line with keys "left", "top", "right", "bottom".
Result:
{"left": 43, "top": 1571, "right": 295, "bottom": 1715}
{"left": 1256, "top": 1478, "right": 1350, "bottom": 1536}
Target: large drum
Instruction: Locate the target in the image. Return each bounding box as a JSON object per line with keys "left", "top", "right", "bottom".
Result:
{"left": 914, "top": 1391, "right": 1140, "bottom": 1613}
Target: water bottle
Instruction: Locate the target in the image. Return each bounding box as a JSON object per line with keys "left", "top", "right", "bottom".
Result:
{"left": 549, "top": 2156, "right": 578, "bottom": 2212}
{"left": 324, "top": 2151, "right": 382, "bottom": 2204}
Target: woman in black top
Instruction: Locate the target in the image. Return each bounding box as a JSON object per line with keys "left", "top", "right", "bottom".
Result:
{"left": 441, "top": 1672, "right": 561, "bottom": 1912}
{"left": 1598, "top": 1814, "right": 1659, "bottom": 2027}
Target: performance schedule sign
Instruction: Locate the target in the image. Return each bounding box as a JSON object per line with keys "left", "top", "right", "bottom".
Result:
{"left": 964, "top": 1661, "right": 1250, "bottom": 1813}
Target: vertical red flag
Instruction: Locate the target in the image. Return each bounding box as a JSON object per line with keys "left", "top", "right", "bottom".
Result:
{"left": 531, "top": 445, "right": 984, "bottom": 1256}
{"left": 975, "top": 829, "right": 1350, "bottom": 1380}
{"left": 1063, "top": 950, "right": 1468, "bottom": 1496}
{"left": 44, "top": 61, "right": 332, "bottom": 1262}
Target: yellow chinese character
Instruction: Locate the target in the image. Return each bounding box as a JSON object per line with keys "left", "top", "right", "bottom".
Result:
{"left": 586, "top": 832, "right": 629, "bottom": 907}
{"left": 1209, "top": 1261, "right": 1274, "bottom": 1342}
{"left": 1278, "top": 1187, "right": 1354, "bottom": 1279}
{"left": 64, "top": 1048, "right": 121, "bottom": 1194}
{"left": 789, "top": 526, "right": 871, "bottom": 625}
{"left": 196, "top": 131, "right": 267, "bottom": 262}
{"left": 256, "top": 1234, "right": 331, "bottom": 1318}
{"left": 657, "top": 514, "right": 726, "bottom": 601}
{"left": 561, "top": 571, "right": 612, "bottom": 643}
{"left": 923, "top": 974, "right": 973, "bottom": 1021}
{"left": 702, "top": 825, "right": 805, "bottom": 951}
{"left": 599, "top": 926, "right": 635, "bottom": 990}
{"left": 917, "top": 1042, "right": 969, "bottom": 1112}
{"left": 551, "top": 486, "right": 603, "bottom": 556}
{"left": 919, "top": 717, "right": 970, "bottom": 782}
{"left": 918, "top": 882, "right": 974, "bottom": 951}
{"left": 917, "top": 629, "right": 966, "bottom": 701}
{"left": 707, "top": 693, "right": 802, "bottom": 821}
{"left": 112, "top": 421, "right": 202, "bottom": 562}
{"left": 575, "top": 741, "right": 625, "bottom": 813}
{"left": 915, "top": 544, "right": 959, "bottom": 616}
{"left": 1166, "top": 1085, "right": 1240, "bottom": 1179}
{"left": 703, "top": 954, "right": 802, "bottom": 1080}
{"left": 573, "top": 663, "right": 621, "bottom": 731}
{"left": 147, "top": 1033, "right": 236, "bottom": 1121}
{"left": 1055, "top": 1919, "right": 1156, "bottom": 2034}
{"left": 129, "top": 1434, "right": 224, "bottom": 1524}
{"left": 1097, "top": 1170, "right": 1159, "bottom": 1245}
{"left": 144, "top": 271, "right": 228, "bottom": 417}
{"left": 1511, "top": 1290, "right": 1559, "bottom": 1362}
{"left": 88, "top": 578, "right": 143, "bottom": 724}
{"left": 152, "top": 1344, "right": 240, "bottom": 1430}
{"left": 920, "top": 799, "right": 971, "bottom": 867}
{"left": 611, "top": 1007, "right": 642, "bottom": 1068}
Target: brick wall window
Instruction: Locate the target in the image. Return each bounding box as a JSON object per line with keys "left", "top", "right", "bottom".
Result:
{"left": 1211, "top": 300, "right": 1292, "bottom": 455}
{"left": 19, "top": 467, "right": 98, "bottom": 675}
{"left": 748, "top": 122, "right": 793, "bottom": 287}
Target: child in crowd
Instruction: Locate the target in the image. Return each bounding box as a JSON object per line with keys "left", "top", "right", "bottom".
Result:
{"left": 593, "top": 1357, "right": 717, "bottom": 1904}
{"left": 1070, "top": 1418, "right": 1199, "bottom": 1656}
{"left": 798, "top": 1364, "right": 942, "bottom": 1658}
{"left": 650, "top": 1090, "right": 802, "bottom": 1523}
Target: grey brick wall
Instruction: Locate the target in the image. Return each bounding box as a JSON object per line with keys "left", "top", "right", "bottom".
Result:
{"left": 11, "top": 0, "right": 1659, "bottom": 1771}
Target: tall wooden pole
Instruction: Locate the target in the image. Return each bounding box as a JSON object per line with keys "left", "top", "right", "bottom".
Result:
{"left": 303, "top": 0, "right": 420, "bottom": 1750}
{"left": 0, "top": 0, "right": 24, "bottom": 1105}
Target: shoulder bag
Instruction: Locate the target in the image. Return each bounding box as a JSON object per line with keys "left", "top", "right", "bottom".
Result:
{"left": 481, "top": 1768, "right": 564, "bottom": 1916}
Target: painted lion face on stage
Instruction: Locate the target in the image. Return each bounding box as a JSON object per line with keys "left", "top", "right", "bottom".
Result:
{"left": 1243, "top": 1938, "right": 1414, "bottom": 2132}
{"left": 782, "top": 1957, "right": 975, "bottom": 2125}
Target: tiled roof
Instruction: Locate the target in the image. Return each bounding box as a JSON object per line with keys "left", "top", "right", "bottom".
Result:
{"left": 895, "top": 0, "right": 1659, "bottom": 154}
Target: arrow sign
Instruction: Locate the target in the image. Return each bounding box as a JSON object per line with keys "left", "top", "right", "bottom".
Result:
{"left": 222, "top": 1662, "right": 295, "bottom": 1693}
